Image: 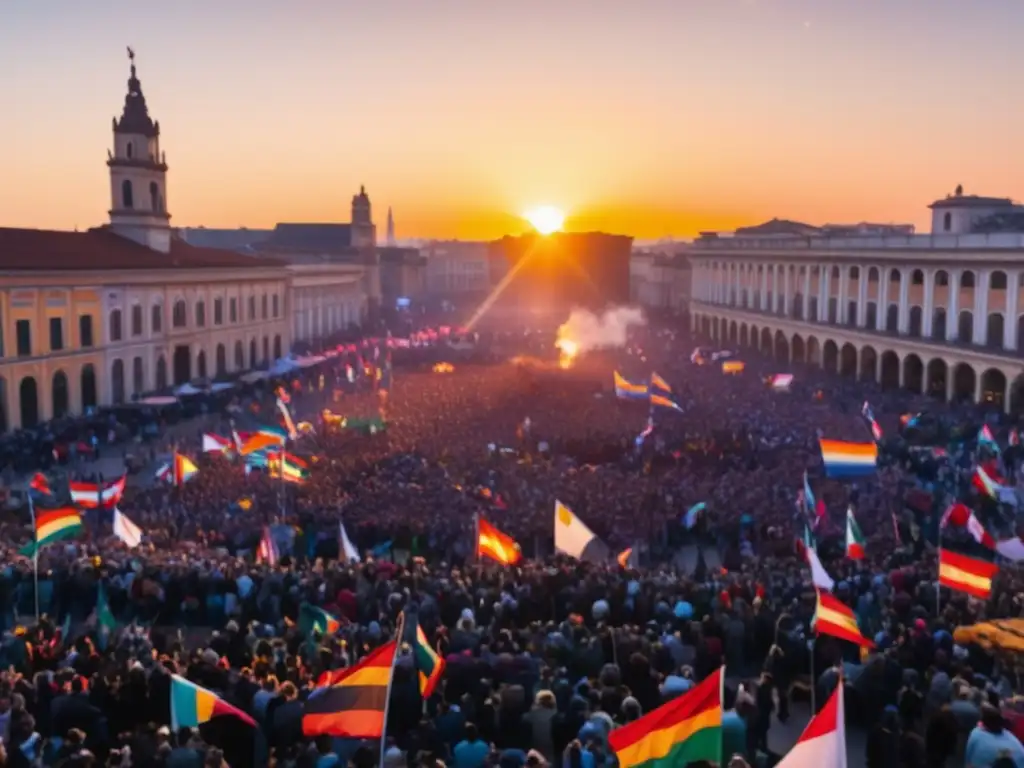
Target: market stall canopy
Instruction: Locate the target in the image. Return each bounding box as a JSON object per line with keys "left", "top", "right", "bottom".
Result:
{"left": 953, "top": 619, "right": 1024, "bottom": 653}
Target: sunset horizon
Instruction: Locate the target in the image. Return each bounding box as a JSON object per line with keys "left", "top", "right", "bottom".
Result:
{"left": 3, "top": 1, "right": 1023, "bottom": 240}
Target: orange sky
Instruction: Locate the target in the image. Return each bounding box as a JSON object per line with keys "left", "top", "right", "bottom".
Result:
{"left": 2, "top": 1, "right": 1023, "bottom": 240}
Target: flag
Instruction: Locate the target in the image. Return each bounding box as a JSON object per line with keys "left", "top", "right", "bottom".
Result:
{"left": 776, "top": 681, "right": 846, "bottom": 768}
{"left": 979, "top": 425, "right": 1001, "bottom": 454}
{"left": 617, "top": 547, "right": 637, "bottom": 568}
{"left": 369, "top": 540, "right": 392, "bottom": 559}
{"left": 818, "top": 439, "right": 877, "bottom": 478}
{"left": 277, "top": 397, "right": 299, "bottom": 440}
{"left": 29, "top": 473, "right": 52, "bottom": 496}
{"left": 96, "top": 581, "right": 117, "bottom": 651}
{"left": 299, "top": 603, "right": 341, "bottom": 636}
{"left": 683, "top": 502, "right": 706, "bottom": 530}
{"left": 845, "top": 507, "right": 866, "bottom": 560}
{"left": 266, "top": 451, "right": 309, "bottom": 484}
{"left": 941, "top": 502, "right": 996, "bottom": 550}
{"left": 477, "top": 517, "right": 521, "bottom": 565}
{"left": 861, "top": 401, "right": 883, "bottom": 441}
{"left": 770, "top": 374, "right": 793, "bottom": 391}
{"left": 813, "top": 591, "right": 873, "bottom": 647}
{"left": 939, "top": 549, "right": 998, "bottom": 599}
{"left": 722, "top": 360, "right": 744, "bottom": 374}
{"left": 339, "top": 522, "right": 360, "bottom": 562}
{"left": 201, "top": 433, "right": 232, "bottom": 455}
{"left": 113, "top": 509, "right": 143, "bottom": 548}
{"left": 804, "top": 544, "right": 835, "bottom": 591}
{"left": 690, "top": 348, "right": 705, "bottom": 365}
{"left": 412, "top": 621, "right": 445, "bottom": 698}
{"left": 802, "top": 472, "right": 826, "bottom": 522}
{"left": 650, "top": 372, "right": 672, "bottom": 394}
{"left": 974, "top": 464, "right": 1007, "bottom": 500}
{"left": 614, "top": 371, "right": 649, "bottom": 400}
{"left": 649, "top": 393, "right": 682, "bottom": 412}
{"left": 170, "top": 674, "right": 256, "bottom": 730}
{"left": 19, "top": 507, "right": 82, "bottom": 556}
{"left": 302, "top": 640, "right": 397, "bottom": 738}
{"left": 608, "top": 667, "right": 722, "bottom": 768}
{"left": 240, "top": 432, "right": 283, "bottom": 456}
{"left": 554, "top": 500, "right": 608, "bottom": 562}
{"left": 155, "top": 453, "right": 199, "bottom": 487}
{"left": 256, "top": 527, "right": 279, "bottom": 566}
{"left": 69, "top": 476, "right": 126, "bottom": 508}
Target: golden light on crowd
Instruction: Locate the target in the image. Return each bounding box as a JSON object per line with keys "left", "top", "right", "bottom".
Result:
{"left": 555, "top": 338, "right": 579, "bottom": 369}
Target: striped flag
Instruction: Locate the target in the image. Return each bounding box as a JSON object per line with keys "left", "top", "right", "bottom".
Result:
{"left": 941, "top": 502, "right": 996, "bottom": 550}
{"left": 939, "top": 549, "right": 998, "bottom": 599}
{"left": 19, "top": 507, "right": 83, "bottom": 557}
{"left": 256, "top": 527, "right": 279, "bottom": 566}
{"left": 412, "top": 620, "right": 445, "bottom": 698}
{"left": 477, "top": 517, "right": 521, "bottom": 565}
{"left": 845, "top": 507, "right": 866, "bottom": 560}
{"left": 813, "top": 590, "right": 873, "bottom": 647}
{"left": 70, "top": 476, "right": 126, "bottom": 509}
{"left": 302, "top": 641, "right": 397, "bottom": 738}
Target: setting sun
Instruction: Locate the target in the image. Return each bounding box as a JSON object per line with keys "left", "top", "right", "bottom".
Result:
{"left": 524, "top": 206, "right": 566, "bottom": 236}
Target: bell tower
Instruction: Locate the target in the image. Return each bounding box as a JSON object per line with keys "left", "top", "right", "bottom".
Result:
{"left": 350, "top": 185, "right": 376, "bottom": 249}
{"left": 107, "top": 47, "right": 172, "bottom": 253}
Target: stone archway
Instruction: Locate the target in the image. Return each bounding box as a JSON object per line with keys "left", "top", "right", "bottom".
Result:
{"left": 774, "top": 330, "right": 789, "bottom": 362}
{"left": 51, "top": 370, "right": 69, "bottom": 418}
{"left": 839, "top": 344, "right": 857, "bottom": 377}
{"left": 791, "top": 335, "right": 805, "bottom": 364}
{"left": 860, "top": 346, "right": 878, "bottom": 382}
{"left": 1010, "top": 374, "right": 1024, "bottom": 414}
{"left": 926, "top": 358, "right": 948, "bottom": 399}
{"left": 952, "top": 362, "right": 976, "bottom": 402}
{"left": 729, "top": 321, "right": 738, "bottom": 344}
{"left": 19, "top": 377, "right": 39, "bottom": 428}
{"left": 980, "top": 368, "right": 1007, "bottom": 409}
{"left": 902, "top": 354, "right": 923, "bottom": 393}
{"left": 880, "top": 351, "right": 900, "bottom": 389}
{"left": 807, "top": 336, "right": 821, "bottom": 366}
{"left": 750, "top": 325, "right": 759, "bottom": 349}
{"left": 760, "top": 327, "right": 772, "bottom": 352}
{"left": 822, "top": 340, "right": 839, "bottom": 373}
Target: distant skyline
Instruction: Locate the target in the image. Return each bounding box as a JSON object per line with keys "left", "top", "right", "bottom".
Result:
{"left": 3, "top": 0, "right": 1024, "bottom": 240}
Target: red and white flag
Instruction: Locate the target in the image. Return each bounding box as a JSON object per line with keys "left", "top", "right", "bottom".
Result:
{"left": 113, "top": 509, "right": 143, "bottom": 548}
{"left": 941, "top": 502, "right": 996, "bottom": 550}
{"left": 256, "top": 527, "right": 279, "bottom": 566}
{"left": 70, "top": 476, "right": 126, "bottom": 509}
{"left": 777, "top": 680, "right": 846, "bottom": 768}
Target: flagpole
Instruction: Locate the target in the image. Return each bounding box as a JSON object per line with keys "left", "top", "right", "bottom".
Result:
{"left": 809, "top": 636, "right": 816, "bottom": 714}
{"left": 379, "top": 611, "right": 405, "bottom": 768}
{"left": 28, "top": 492, "right": 39, "bottom": 621}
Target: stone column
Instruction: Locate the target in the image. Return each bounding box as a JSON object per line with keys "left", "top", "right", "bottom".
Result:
{"left": 897, "top": 269, "right": 910, "bottom": 334}
{"left": 947, "top": 271, "right": 960, "bottom": 341}
{"left": 802, "top": 267, "right": 811, "bottom": 319}
{"left": 783, "top": 265, "right": 792, "bottom": 316}
{"left": 875, "top": 272, "right": 886, "bottom": 331}
{"left": 772, "top": 266, "right": 780, "bottom": 313}
{"left": 857, "top": 267, "right": 869, "bottom": 327}
{"left": 819, "top": 267, "right": 829, "bottom": 322}
{"left": 760, "top": 267, "right": 768, "bottom": 310}
{"left": 838, "top": 268, "right": 849, "bottom": 324}
{"left": 922, "top": 269, "right": 935, "bottom": 338}
{"left": 1005, "top": 271, "right": 1019, "bottom": 350}
{"left": 974, "top": 269, "right": 989, "bottom": 345}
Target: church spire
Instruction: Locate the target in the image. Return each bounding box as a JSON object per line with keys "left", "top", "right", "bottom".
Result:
{"left": 114, "top": 46, "right": 159, "bottom": 137}
{"left": 386, "top": 206, "right": 396, "bottom": 246}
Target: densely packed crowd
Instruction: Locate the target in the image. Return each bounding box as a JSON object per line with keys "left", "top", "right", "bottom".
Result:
{"left": 0, "top": 316, "right": 1022, "bottom": 768}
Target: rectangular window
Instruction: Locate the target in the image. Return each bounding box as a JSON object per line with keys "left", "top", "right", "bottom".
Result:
{"left": 79, "top": 315, "right": 93, "bottom": 347}
{"left": 132, "top": 305, "right": 143, "bottom": 336}
{"left": 230, "top": 298, "right": 238, "bottom": 323}
{"left": 49, "top": 317, "right": 63, "bottom": 351}
{"left": 248, "top": 296, "right": 256, "bottom": 321}
{"left": 16, "top": 319, "right": 31, "bottom": 357}
{"left": 214, "top": 298, "right": 224, "bottom": 325}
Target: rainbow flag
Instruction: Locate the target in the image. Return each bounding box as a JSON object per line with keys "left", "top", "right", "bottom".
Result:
{"left": 614, "top": 371, "right": 649, "bottom": 400}
{"left": 302, "top": 641, "right": 397, "bottom": 738}
{"left": 609, "top": 667, "right": 722, "bottom": 768}
{"left": 818, "top": 439, "right": 877, "bottom": 478}
{"left": 19, "top": 507, "right": 83, "bottom": 557}
{"left": 650, "top": 393, "right": 682, "bottom": 412}
{"left": 170, "top": 674, "right": 256, "bottom": 730}
{"left": 650, "top": 372, "right": 672, "bottom": 394}
{"left": 413, "top": 620, "right": 445, "bottom": 698}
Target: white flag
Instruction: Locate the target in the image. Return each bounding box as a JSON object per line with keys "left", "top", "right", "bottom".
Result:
{"left": 805, "top": 545, "right": 835, "bottom": 591}
{"left": 113, "top": 509, "right": 142, "bottom": 548}
{"left": 339, "top": 522, "right": 360, "bottom": 563}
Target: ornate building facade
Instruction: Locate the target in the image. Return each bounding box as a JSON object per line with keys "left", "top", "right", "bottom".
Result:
{"left": 0, "top": 51, "right": 370, "bottom": 430}
{"left": 687, "top": 190, "right": 1024, "bottom": 412}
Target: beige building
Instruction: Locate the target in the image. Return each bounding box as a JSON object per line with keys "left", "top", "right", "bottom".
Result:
{"left": 422, "top": 241, "right": 491, "bottom": 296}
{"left": 0, "top": 51, "right": 369, "bottom": 430}
{"left": 631, "top": 249, "right": 692, "bottom": 311}
{"left": 687, "top": 188, "right": 1024, "bottom": 411}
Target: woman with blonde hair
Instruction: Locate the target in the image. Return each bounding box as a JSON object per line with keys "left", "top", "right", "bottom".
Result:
{"left": 524, "top": 690, "right": 558, "bottom": 763}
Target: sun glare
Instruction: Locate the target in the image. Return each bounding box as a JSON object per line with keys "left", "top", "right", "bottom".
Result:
{"left": 524, "top": 206, "right": 565, "bottom": 236}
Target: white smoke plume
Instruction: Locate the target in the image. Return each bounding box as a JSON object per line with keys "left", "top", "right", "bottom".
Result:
{"left": 555, "top": 306, "right": 646, "bottom": 354}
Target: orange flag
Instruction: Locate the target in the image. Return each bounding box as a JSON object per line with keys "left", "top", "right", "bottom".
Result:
{"left": 477, "top": 517, "right": 521, "bottom": 565}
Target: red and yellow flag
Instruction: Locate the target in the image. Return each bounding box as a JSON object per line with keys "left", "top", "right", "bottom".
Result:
{"left": 477, "top": 518, "right": 521, "bottom": 565}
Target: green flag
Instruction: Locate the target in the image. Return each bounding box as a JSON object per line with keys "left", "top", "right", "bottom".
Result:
{"left": 298, "top": 603, "right": 340, "bottom": 637}
{"left": 96, "top": 582, "right": 116, "bottom": 650}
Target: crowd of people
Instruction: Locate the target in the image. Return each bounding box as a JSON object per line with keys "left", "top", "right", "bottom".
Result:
{"left": 0, "top": 312, "right": 1021, "bottom": 768}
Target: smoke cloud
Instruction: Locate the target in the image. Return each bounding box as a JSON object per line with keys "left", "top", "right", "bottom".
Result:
{"left": 555, "top": 306, "right": 646, "bottom": 353}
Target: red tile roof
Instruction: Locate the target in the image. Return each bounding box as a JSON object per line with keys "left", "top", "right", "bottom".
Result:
{"left": 0, "top": 226, "right": 285, "bottom": 271}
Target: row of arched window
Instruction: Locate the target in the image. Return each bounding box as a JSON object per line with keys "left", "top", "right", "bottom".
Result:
{"left": 108, "top": 293, "right": 281, "bottom": 341}
{"left": 704, "top": 264, "right": 1020, "bottom": 293}
{"left": 0, "top": 367, "right": 97, "bottom": 431}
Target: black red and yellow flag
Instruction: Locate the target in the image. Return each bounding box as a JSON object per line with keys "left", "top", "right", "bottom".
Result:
{"left": 302, "top": 640, "right": 397, "bottom": 738}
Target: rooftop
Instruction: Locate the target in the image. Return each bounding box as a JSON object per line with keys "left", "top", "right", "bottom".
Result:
{"left": 688, "top": 231, "right": 1024, "bottom": 254}
{"left": 0, "top": 227, "right": 285, "bottom": 271}
{"left": 257, "top": 223, "right": 354, "bottom": 252}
